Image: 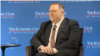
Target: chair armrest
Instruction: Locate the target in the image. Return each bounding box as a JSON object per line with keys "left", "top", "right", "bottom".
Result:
{"left": 25, "top": 45, "right": 38, "bottom": 56}
{"left": 25, "top": 46, "right": 32, "bottom": 56}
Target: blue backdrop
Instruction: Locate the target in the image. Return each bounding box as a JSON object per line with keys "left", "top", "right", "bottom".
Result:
{"left": 1, "top": 1, "right": 100, "bottom": 56}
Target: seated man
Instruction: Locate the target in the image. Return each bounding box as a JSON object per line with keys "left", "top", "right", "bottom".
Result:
{"left": 30, "top": 2, "right": 80, "bottom": 56}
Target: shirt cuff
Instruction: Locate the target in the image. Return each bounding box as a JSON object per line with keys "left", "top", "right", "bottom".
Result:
{"left": 53, "top": 48, "right": 58, "bottom": 54}
{"left": 37, "top": 45, "right": 43, "bottom": 51}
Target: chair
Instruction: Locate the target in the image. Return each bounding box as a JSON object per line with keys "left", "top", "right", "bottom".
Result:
{"left": 25, "top": 28, "right": 84, "bottom": 56}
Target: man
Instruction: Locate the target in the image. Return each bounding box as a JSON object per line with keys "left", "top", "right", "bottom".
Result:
{"left": 30, "top": 2, "right": 80, "bottom": 56}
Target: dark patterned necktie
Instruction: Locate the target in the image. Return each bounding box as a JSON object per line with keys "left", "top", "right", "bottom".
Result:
{"left": 50, "top": 25, "right": 56, "bottom": 48}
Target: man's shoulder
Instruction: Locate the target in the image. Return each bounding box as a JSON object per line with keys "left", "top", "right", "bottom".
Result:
{"left": 41, "top": 20, "right": 51, "bottom": 26}
{"left": 65, "top": 18, "right": 78, "bottom": 22}
{"left": 41, "top": 20, "right": 51, "bottom": 24}
{"left": 65, "top": 18, "right": 79, "bottom": 24}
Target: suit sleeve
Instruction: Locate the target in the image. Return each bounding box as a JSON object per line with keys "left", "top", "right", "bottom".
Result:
{"left": 30, "top": 23, "right": 44, "bottom": 51}
{"left": 56, "top": 21, "right": 80, "bottom": 51}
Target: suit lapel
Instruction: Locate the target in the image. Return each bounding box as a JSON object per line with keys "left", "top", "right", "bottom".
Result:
{"left": 44, "top": 22, "right": 52, "bottom": 45}
{"left": 46, "top": 23, "right": 52, "bottom": 39}
{"left": 56, "top": 18, "right": 67, "bottom": 43}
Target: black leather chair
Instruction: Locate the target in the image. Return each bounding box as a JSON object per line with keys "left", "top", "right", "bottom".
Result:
{"left": 25, "top": 28, "right": 84, "bottom": 56}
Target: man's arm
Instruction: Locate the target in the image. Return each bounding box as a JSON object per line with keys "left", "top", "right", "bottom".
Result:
{"left": 56, "top": 21, "right": 80, "bottom": 51}
{"left": 30, "top": 23, "right": 44, "bottom": 51}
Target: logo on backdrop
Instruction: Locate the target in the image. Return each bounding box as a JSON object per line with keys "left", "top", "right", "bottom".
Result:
{"left": 8, "top": 1, "right": 40, "bottom": 4}
{"left": 87, "top": 41, "right": 100, "bottom": 48}
{"left": 35, "top": 11, "right": 67, "bottom": 18}
{"left": 61, "top": 0, "right": 92, "bottom": 3}
{"left": 87, "top": 11, "right": 100, "bottom": 17}
{"left": 84, "top": 26, "right": 93, "bottom": 33}
{"left": 8, "top": 27, "right": 39, "bottom": 34}
{"left": 0, "top": 12, "right": 14, "bottom": 19}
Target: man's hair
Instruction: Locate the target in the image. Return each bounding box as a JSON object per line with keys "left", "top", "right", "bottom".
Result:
{"left": 50, "top": 2, "right": 65, "bottom": 11}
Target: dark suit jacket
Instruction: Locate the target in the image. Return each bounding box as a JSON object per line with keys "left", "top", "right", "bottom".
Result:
{"left": 30, "top": 18, "right": 80, "bottom": 56}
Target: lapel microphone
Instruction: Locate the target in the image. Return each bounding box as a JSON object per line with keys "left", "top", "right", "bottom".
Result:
{"left": 53, "top": 28, "right": 55, "bottom": 30}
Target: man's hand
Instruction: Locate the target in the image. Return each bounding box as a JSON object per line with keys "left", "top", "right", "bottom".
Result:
{"left": 39, "top": 46, "right": 55, "bottom": 55}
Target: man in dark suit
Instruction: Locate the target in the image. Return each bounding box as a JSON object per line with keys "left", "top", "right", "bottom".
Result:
{"left": 30, "top": 2, "right": 80, "bottom": 56}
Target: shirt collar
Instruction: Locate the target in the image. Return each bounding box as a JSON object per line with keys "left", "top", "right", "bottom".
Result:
{"left": 52, "top": 18, "right": 64, "bottom": 28}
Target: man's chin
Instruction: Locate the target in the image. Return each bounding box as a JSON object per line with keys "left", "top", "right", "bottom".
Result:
{"left": 50, "top": 19, "right": 54, "bottom": 22}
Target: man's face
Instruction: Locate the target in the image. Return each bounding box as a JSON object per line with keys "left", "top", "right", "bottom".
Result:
{"left": 49, "top": 4, "right": 62, "bottom": 23}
